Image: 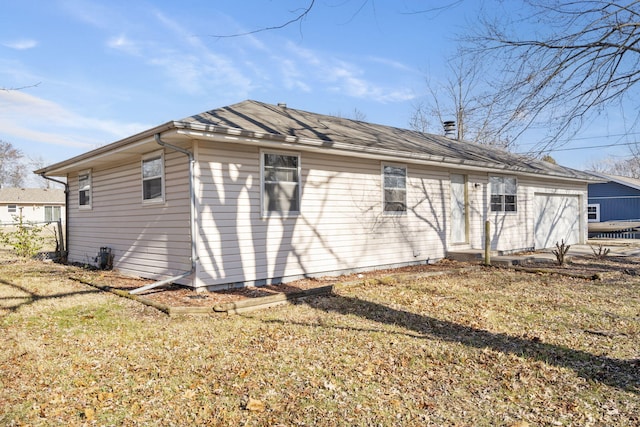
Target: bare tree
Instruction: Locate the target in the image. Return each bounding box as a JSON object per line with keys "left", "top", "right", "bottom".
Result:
{"left": 411, "top": 53, "right": 512, "bottom": 147}
{"left": 587, "top": 146, "right": 640, "bottom": 178}
{"left": 468, "top": 0, "right": 640, "bottom": 154}
{"left": 0, "top": 141, "right": 27, "bottom": 188}
{"left": 330, "top": 107, "right": 367, "bottom": 121}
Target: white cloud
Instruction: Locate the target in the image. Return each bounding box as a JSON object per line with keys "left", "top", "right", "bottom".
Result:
{"left": 0, "top": 90, "right": 148, "bottom": 149}
{"left": 367, "top": 56, "right": 418, "bottom": 73}
{"left": 60, "top": 0, "right": 117, "bottom": 30}
{"left": 104, "top": 12, "right": 256, "bottom": 96}
{"left": 283, "top": 42, "right": 416, "bottom": 103}
{"left": 106, "top": 34, "right": 141, "bottom": 56}
{"left": 3, "top": 39, "right": 38, "bottom": 50}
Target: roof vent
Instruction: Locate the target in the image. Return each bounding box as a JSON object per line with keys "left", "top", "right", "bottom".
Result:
{"left": 443, "top": 121, "right": 456, "bottom": 139}
{"left": 277, "top": 102, "right": 287, "bottom": 108}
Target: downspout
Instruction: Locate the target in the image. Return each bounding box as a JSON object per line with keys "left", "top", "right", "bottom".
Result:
{"left": 39, "top": 175, "right": 69, "bottom": 261}
{"left": 130, "top": 133, "right": 198, "bottom": 295}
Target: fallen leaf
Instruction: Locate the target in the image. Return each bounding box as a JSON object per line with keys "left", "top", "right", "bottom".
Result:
{"left": 245, "top": 397, "right": 265, "bottom": 412}
{"left": 84, "top": 407, "right": 95, "bottom": 421}
{"left": 323, "top": 381, "right": 337, "bottom": 391}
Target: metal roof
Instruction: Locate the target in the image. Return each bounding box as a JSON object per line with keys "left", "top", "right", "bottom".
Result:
{"left": 589, "top": 173, "right": 640, "bottom": 191}
{"left": 0, "top": 188, "right": 65, "bottom": 204}
{"left": 37, "top": 99, "right": 597, "bottom": 182}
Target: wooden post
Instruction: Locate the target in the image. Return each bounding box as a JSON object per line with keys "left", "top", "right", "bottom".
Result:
{"left": 484, "top": 220, "right": 491, "bottom": 266}
{"left": 56, "top": 219, "right": 65, "bottom": 258}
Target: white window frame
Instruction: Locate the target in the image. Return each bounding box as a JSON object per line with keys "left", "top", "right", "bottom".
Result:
{"left": 587, "top": 203, "right": 600, "bottom": 222}
{"left": 260, "top": 150, "right": 301, "bottom": 217}
{"left": 490, "top": 175, "right": 517, "bottom": 213}
{"left": 382, "top": 163, "right": 407, "bottom": 214}
{"left": 78, "top": 170, "right": 92, "bottom": 210}
{"left": 7, "top": 204, "right": 16, "bottom": 213}
{"left": 142, "top": 151, "right": 165, "bottom": 204}
{"left": 44, "top": 206, "right": 61, "bottom": 222}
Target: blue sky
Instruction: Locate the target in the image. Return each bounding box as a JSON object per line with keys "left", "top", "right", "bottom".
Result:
{"left": 1, "top": 0, "right": 635, "bottom": 182}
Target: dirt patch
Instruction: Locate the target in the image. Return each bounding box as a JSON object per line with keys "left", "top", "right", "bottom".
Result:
{"left": 69, "top": 252, "right": 640, "bottom": 311}
{"left": 74, "top": 259, "right": 472, "bottom": 308}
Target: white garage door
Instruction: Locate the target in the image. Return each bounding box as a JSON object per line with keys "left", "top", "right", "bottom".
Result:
{"left": 534, "top": 194, "right": 581, "bottom": 249}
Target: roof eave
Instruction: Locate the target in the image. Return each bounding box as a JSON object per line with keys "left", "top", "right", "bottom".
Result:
{"left": 35, "top": 122, "right": 178, "bottom": 176}
{"left": 176, "top": 122, "right": 596, "bottom": 183}
{"left": 35, "top": 118, "right": 596, "bottom": 184}
{"left": 588, "top": 172, "right": 640, "bottom": 189}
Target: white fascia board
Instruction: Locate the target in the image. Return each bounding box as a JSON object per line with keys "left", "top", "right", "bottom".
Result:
{"left": 36, "top": 124, "right": 180, "bottom": 176}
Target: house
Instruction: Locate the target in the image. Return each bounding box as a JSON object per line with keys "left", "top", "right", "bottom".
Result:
{"left": 0, "top": 188, "right": 65, "bottom": 225}
{"left": 587, "top": 173, "right": 640, "bottom": 235}
{"left": 35, "top": 100, "right": 596, "bottom": 290}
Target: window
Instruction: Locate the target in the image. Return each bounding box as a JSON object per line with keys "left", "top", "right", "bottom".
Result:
{"left": 45, "top": 206, "right": 61, "bottom": 222}
{"left": 383, "top": 164, "right": 407, "bottom": 212}
{"left": 142, "top": 153, "right": 164, "bottom": 202}
{"left": 490, "top": 176, "right": 517, "bottom": 212}
{"left": 587, "top": 204, "right": 600, "bottom": 222}
{"left": 7, "top": 205, "right": 16, "bottom": 213}
{"left": 78, "top": 171, "right": 91, "bottom": 208}
{"left": 262, "top": 152, "right": 300, "bottom": 214}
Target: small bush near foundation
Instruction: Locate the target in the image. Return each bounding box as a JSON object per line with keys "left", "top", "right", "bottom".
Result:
{"left": 590, "top": 244, "right": 611, "bottom": 260}
{"left": 552, "top": 239, "right": 571, "bottom": 266}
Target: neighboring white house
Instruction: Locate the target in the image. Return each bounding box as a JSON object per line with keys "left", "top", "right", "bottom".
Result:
{"left": 36, "top": 100, "right": 597, "bottom": 290}
{"left": 0, "top": 188, "right": 65, "bottom": 225}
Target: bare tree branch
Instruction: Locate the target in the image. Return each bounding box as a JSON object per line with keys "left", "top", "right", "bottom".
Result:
{"left": 1, "top": 82, "right": 41, "bottom": 91}
{"left": 210, "top": 1, "right": 316, "bottom": 38}
{"left": 466, "top": 0, "right": 640, "bottom": 154}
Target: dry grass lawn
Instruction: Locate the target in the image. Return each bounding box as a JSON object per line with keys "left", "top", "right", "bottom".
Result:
{"left": 1, "top": 251, "right": 639, "bottom": 426}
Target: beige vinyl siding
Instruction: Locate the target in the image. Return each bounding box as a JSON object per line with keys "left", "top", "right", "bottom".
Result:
{"left": 465, "top": 175, "right": 586, "bottom": 252}
{"left": 66, "top": 149, "right": 191, "bottom": 280}
{"left": 195, "top": 141, "right": 449, "bottom": 288}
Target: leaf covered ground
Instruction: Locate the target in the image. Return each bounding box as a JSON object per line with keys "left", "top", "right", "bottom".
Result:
{"left": 1, "top": 252, "right": 639, "bottom": 426}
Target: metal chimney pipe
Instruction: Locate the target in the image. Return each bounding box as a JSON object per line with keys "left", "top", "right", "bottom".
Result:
{"left": 443, "top": 121, "right": 456, "bottom": 139}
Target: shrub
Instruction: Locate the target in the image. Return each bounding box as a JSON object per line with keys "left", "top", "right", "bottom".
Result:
{"left": 590, "top": 244, "right": 611, "bottom": 260}
{"left": 552, "top": 239, "right": 571, "bottom": 266}
{"left": 0, "top": 215, "right": 45, "bottom": 258}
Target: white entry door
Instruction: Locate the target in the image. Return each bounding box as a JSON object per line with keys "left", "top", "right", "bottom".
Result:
{"left": 450, "top": 174, "right": 468, "bottom": 244}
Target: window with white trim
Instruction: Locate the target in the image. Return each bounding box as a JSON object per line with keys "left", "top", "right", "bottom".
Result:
{"left": 587, "top": 204, "right": 600, "bottom": 222}
{"left": 78, "top": 171, "right": 91, "bottom": 208}
{"left": 45, "top": 206, "right": 61, "bottom": 222}
{"left": 383, "top": 164, "right": 407, "bottom": 212}
{"left": 262, "top": 152, "right": 300, "bottom": 215}
{"left": 7, "top": 205, "right": 16, "bottom": 213}
{"left": 490, "top": 176, "right": 517, "bottom": 212}
{"left": 142, "top": 153, "right": 164, "bottom": 202}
